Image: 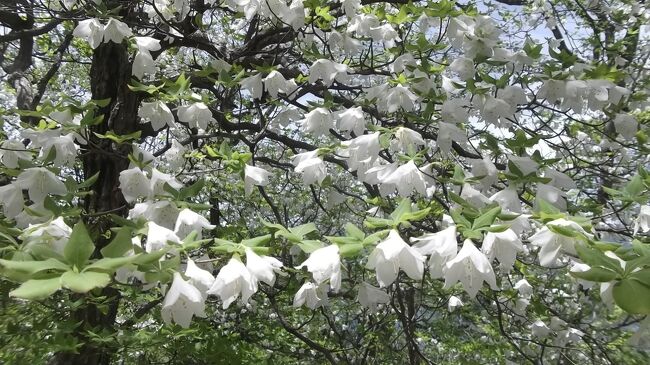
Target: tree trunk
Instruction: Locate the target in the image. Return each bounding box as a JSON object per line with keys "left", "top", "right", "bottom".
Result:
{"left": 48, "top": 38, "right": 141, "bottom": 365}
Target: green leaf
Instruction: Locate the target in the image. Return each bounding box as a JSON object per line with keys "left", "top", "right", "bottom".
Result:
{"left": 570, "top": 267, "right": 618, "bottom": 282}
{"left": 60, "top": 271, "right": 111, "bottom": 293}
{"left": 94, "top": 130, "right": 142, "bottom": 144}
{"left": 344, "top": 223, "right": 365, "bottom": 240}
{"left": 296, "top": 240, "right": 324, "bottom": 253}
{"left": 77, "top": 172, "right": 100, "bottom": 190}
{"left": 64, "top": 222, "right": 95, "bottom": 268}
{"left": 575, "top": 245, "right": 623, "bottom": 274}
{"left": 289, "top": 223, "right": 318, "bottom": 239}
{"left": 241, "top": 234, "right": 272, "bottom": 247}
{"left": 472, "top": 206, "right": 501, "bottom": 230}
{"left": 338, "top": 243, "right": 364, "bottom": 258}
{"left": 83, "top": 255, "right": 140, "bottom": 273}
{"left": 100, "top": 228, "right": 134, "bottom": 258}
{"left": 10, "top": 277, "right": 62, "bottom": 300}
{"left": 613, "top": 278, "right": 650, "bottom": 314}
{"left": 0, "top": 258, "right": 69, "bottom": 275}
{"left": 389, "top": 199, "right": 412, "bottom": 221}
{"left": 179, "top": 178, "right": 205, "bottom": 200}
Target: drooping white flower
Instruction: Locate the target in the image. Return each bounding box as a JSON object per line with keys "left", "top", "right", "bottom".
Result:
{"left": 449, "top": 57, "right": 474, "bottom": 80}
{"left": 0, "top": 140, "right": 31, "bottom": 168}
{"left": 184, "top": 259, "right": 215, "bottom": 294}
{"left": 411, "top": 226, "right": 458, "bottom": 278}
{"left": 146, "top": 221, "right": 181, "bottom": 252}
{"left": 534, "top": 183, "right": 567, "bottom": 212}
{"left": 528, "top": 218, "right": 590, "bottom": 267}
{"left": 244, "top": 165, "right": 271, "bottom": 195}
{"left": 437, "top": 122, "right": 467, "bottom": 155}
{"left": 392, "top": 127, "right": 425, "bottom": 153}
{"left": 22, "top": 217, "right": 72, "bottom": 254}
{"left": 296, "top": 245, "right": 342, "bottom": 292}
{"left": 292, "top": 150, "right": 327, "bottom": 185}
{"left": 471, "top": 157, "right": 498, "bottom": 191}
{"left": 207, "top": 258, "right": 258, "bottom": 309}
{"left": 385, "top": 85, "right": 418, "bottom": 113}
{"left": 447, "top": 295, "right": 463, "bottom": 312}
{"left": 531, "top": 320, "right": 551, "bottom": 338}
{"left": 245, "top": 248, "right": 283, "bottom": 286}
{"left": 161, "top": 272, "right": 206, "bottom": 328}
{"left": 444, "top": 239, "right": 498, "bottom": 298}
{"left": 138, "top": 100, "right": 175, "bottom": 130}
{"left": 299, "top": 108, "right": 334, "bottom": 137}
{"left": 309, "top": 59, "right": 348, "bottom": 86}
{"left": 73, "top": 18, "right": 105, "bottom": 49}
{"left": 103, "top": 18, "right": 133, "bottom": 44}
{"left": 613, "top": 113, "right": 637, "bottom": 140}
{"left": 357, "top": 282, "right": 390, "bottom": 313}
{"left": 0, "top": 183, "right": 24, "bottom": 218}
{"left": 177, "top": 102, "right": 213, "bottom": 130}
{"left": 543, "top": 168, "right": 576, "bottom": 190}
{"left": 366, "top": 230, "right": 425, "bottom": 287}
{"left": 514, "top": 279, "right": 533, "bottom": 297}
{"left": 490, "top": 187, "right": 521, "bottom": 213}
{"left": 129, "top": 200, "right": 180, "bottom": 229}
{"left": 293, "top": 281, "right": 329, "bottom": 309}
{"left": 342, "top": 132, "right": 380, "bottom": 172}
{"left": 634, "top": 205, "right": 650, "bottom": 234}
{"left": 240, "top": 73, "right": 264, "bottom": 100}
{"left": 460, "top": 183, "right": 490, "bottom": 208}
{"left": 132, "top": 51, "right": 155, "bottom": 79}
{"left": 174, "top": 208, "right": 215, "bottom": 240}
{"left": 381, "top": 161, "right": 429, "bottom": 197}
{"left": 119, "top": 167, "right": 152, "bottom": 203}
{"left": 481, "top": 228, "right": 523, "bottom": 272}
{"left": 15, "top": 167, "right": 67, "bottom": 205}
{"left": 148, "top": 168, "right": 183, "bottom": 197}
{"left": 263, "top": 71, "right": 295, "bottom": 98}
{"left": 336, "top": 107, "right": 365, "bottom": 136}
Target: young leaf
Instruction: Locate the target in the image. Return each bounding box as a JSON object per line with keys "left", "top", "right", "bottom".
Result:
{"left": 64, "top": 222, "right": 95, "bottom": 269}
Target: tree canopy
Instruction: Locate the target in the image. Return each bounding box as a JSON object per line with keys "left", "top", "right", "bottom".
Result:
{"left": 0, "top": 0, "right": 649, "bottom": 363}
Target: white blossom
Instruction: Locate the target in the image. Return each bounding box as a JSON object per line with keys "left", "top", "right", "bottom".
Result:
{"left": 366, "top": 230, "right": 425, "bottom": 287}
{"left": 161, "top": 272, "right": 206, "bottom": 328}
{"left": 357, "top": 282, "right": 390, "bottom": 313}
{"left": 444, "top": 239, "right": 498, "bottom": 298}
{"left": 244, "top": 165, "right": 271, "bottom": 195}
{"left": 207, "top": 258, "right": 258, "bottom": 309}
{"left": 296, "top": 245, "right": 342, "bottom": 292}
{"left": 411, "top": 226, "right": 458, "bottom": 278}
{"left": 15, "top": 167, "right": 67, "bottom": 205}
{"left": 245, "top": 248, "right": 283, "bottom": 286}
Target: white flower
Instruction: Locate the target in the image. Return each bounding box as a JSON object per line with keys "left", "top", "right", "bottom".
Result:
{"left": 513, "top": 279, "right": 533, "bottom": 297}
{"left": 296, "top": 245, "right": 342, "bottom": 292}
{"left": 490, "top": 188, "right": 521, "bottom": 213}
{"left": 245, "top": 248, "right": 283, "bottom": 286}
{"left": 0, "top": 140, "right": 31, "bottom": 168}
{"left": 444, "top": 239, "right": 498, "bottom": 298}
{"left": 138, "top": 100, "right": 175, "bottom": 130}
{"left": 381, "top": 161, "right": 429, "bottom": 197}
{"left": 145, "top": 221, "right": 181, "bottom": 252}
{"left": 411, "top": 226, "right": 458, "bottom": 278}
{"left": 471, "top": 157, "right": 498, "bottom": 191}
{"left": 293, "top": 281, "right": 328, "bottom": 309}
{"left": 15, "top": 167, "right": 67, "bottom": 205}
{"left": 207, "top": 258, "right": 258, "bottom": 309}
{"left": 447, "top": 295, "right": 463, "bottom": 312}
{"left": 174, "top": 209, "right": 215, "bottom": 240}
{"left": 385, "top": 85, "right": 418, "bottom": 113}
{"left": 129, "top": 200, "right": 180, "bottom": 229}
{"left": 309, "top": 59, "right": 348, "bottom": 86}
{"left": 73, "top": 18, "right": 104, "bottom": 49}
{"left": 0, "top": 183, "right": 24, "bottom": 218}
{"left": 149, "top": 168, "right": 183, "bottom": 197}
{"left": 103, "top": 18, "right": 133, "bottom": 44}
{"left": 531, "top": 320, "right": 551, "bottom": 338}
{"left": 119, "top": 167, "right": 151, "bottom": 203}
{"left": 342, "top": 132, "right": 380, "bottom": 172}
{"left": 481, "top": 228, "right": 523, "bottom": 272}
{"left": 177, "top": 102, "right": 213, "bottom": 130}
{"left": 299, "top": 108, "right": 334, "bottom": 137}
{"left": 528, "top": 218, "right": 590, "bottom": 267}
{"left": 392, "top": 127, "right": 424, "bottom": 153}
{"left": 240, "top": 73, "right": 264, "bottom": 100}
{"left": 292, "top": 150, "right": 327, "bottom": 185}
{"left": 133, "top": 51, "right": 155, "bottom": 79}
{"left": 534, "top": 183, "right": 567, "bottom": 212}
{"left": 366, "top": 230, "right": 425, "bottom": 287}
{"left": 263, "top": 71, "right": 294, "bottom": 98}
{"left": 357, "top": 282, "right": 390, "bottom": 313}
{"left": 22, "top": 217, "right": 72, "bottom": 254}
{"left": 161, "top": 272, "right": 206, "bottom": 328}
{"left": 184, "top": 259, "right": 215, "bottom": 293}
{"left": 244, "top": 165, "right": 271, "bottom": 195}
{"left": 336, "top": 107, "right": 365, "bottom": 136}
{"left": 437, "top": 122, "right": 467, "bottom": 155}
{"left": 634, "top": 205, "right": 650, "bottom": 234}
{"left": 449, "top": 57, "right": 474, "bottom": 80}
{"left": 134, "top": 36, "right": 161, "bottom": 52}
{"left": 614, "top": 113, "right": 637, "bottom": 140}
